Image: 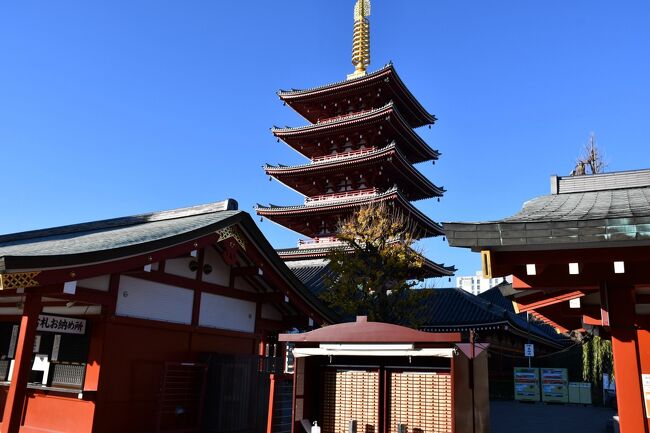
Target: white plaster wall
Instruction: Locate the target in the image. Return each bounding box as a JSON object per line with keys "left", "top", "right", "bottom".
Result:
{"left": 77, "top": 275, "right": 110, "bottom": 291}
{"left": 43, "top": 305, "right": 102, "bottom": 315}
{"left": 116, "top": 276, "right": 193, "bottom": 324}
{"left": 234, "top": 277, "right": 256, "bottom": 293}
{"left": 261, "top": 303, "right": 283, "bottom": 321}
{"left": 199, "top": 292, "right": 256, "bottom": 333}
{"left": 165, "top": 257, "right": 198, "bottom": 280}
{"left": 202, "top": 247, "right": 229, "bottom": 286}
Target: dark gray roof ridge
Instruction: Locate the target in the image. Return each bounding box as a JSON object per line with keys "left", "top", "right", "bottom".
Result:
{"left": 0, "top": 199, "right": 238, "bottom": 245}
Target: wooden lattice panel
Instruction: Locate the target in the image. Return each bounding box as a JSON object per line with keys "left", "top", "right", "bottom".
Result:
{"left": 0, "top": 271, "right": 40, "bottom": 290}
{"left": 389, "top": 371, "right": 452, "bottom": 433}
{"left": 323, "top": 369, "right": 379, "bottom": 433}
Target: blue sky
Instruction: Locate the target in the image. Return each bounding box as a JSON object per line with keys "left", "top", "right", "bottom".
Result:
{"left": 1, "top": 1, "right": 649, "bottom": 281}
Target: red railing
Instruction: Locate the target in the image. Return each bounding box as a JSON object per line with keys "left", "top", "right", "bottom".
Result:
{"left": 316, "top": 108, "right": 374, "bottom": 124}
{"left": 305, "top": 188, "right": 379, "bottom": 205}
{"left": 298, "top": 237, "right": 346, "bottom": 250}
{"left": 298, "top": 237, "right": 338, "bottom": 245}
{"left": 312, "top": 146, "right": 377, "bottom": 163}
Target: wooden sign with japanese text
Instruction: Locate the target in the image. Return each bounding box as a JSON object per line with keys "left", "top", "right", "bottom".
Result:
{"left": 36, "top": 315, "right": 86, "bottom": 335}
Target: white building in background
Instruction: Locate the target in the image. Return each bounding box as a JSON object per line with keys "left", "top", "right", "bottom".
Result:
{"left": 456, "top": 271, "right": 511, "bottom": 295}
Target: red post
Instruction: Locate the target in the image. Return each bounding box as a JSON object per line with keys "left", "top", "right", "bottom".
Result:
{"left": 267, "top": 374, "right": 276, "bottom": 433}
{"left": 2, "top": 295, "right": 41, "bottom": 433}
{"left": 609, "top": 285, "right": 648, "bottom": 433}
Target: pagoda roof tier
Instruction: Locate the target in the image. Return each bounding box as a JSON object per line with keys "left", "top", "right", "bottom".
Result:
{"left": 280, "top": 248, "right": 455, "bottom": 278}
{"left": 265, "top": 143, "right": 444, "bottom": 201}
{"left": 255, "top": 187, "right": 444, "bottom": 239}
{"left": 272, "top": 103, "right": 439, "bottom": 164}
{"left": 278, "top": 63, "right": 436, "bottom": 128}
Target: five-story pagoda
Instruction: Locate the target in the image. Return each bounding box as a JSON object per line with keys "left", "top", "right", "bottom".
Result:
{"left": 256, "top": 0, "right": 454, "bottom": 278}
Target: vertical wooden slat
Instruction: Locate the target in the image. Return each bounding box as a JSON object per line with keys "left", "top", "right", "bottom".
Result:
{"left": 323, "top": 369, "right": 379, "bottom": 433}
{"left": 389, "top": 371, "right": 452, "bottom": 433}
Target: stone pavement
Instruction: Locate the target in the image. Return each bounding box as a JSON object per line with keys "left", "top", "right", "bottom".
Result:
{"left": 490, "top": 400, "right": 617, "bottom": 433}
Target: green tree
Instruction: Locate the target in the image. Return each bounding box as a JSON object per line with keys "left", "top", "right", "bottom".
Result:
{"left": 321, "top": 203, "right": 426, "bottom": 325}
{"left": 582, "top": 334, "right": 613, "bottom": 386}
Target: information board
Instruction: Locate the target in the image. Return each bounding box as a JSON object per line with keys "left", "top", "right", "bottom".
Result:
{"left": 541, "top": 368, "right": 569, "bottom": 403}
{"left": 514, "top": 367, "right": 540, "bottom": 402}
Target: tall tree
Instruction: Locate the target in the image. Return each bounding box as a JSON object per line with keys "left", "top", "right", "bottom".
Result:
{"left": 321, "top": 203, "right": 426, "bottom": 325}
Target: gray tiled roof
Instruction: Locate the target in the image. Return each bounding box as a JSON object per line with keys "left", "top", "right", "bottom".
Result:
{"left": 277, "top": 63, "right": 436, "bottom": 128}
{"left": 286, "top": 258, "right": 334, "bottom": 298}
{"left": 278, "top": 64, "right": 393, "bottom": 97}
{"left": 478, "top": 283, "right": 566, "bottom": 342}
{"left": 272, "top": 102, "right": 439, "bottom": 164}
{"left": 257, "top": 187, "right": 444, "bottom": 239}
{"left": 500, "top": 187, "right": 650, "bottom": 222}
{"left": 265, "top": 142, "right": 445, "bottom": 200}
{"left": 0, "top": 200, "right": 241, "bottom": 270}
{"left": 419, "top": 287, "right": 568, "bottom": 347}
{"left": 0, "top": 200, "right": 340, "bottom": 324}
{"left": 445, "top": 169, "right": 650, "bottom": 250}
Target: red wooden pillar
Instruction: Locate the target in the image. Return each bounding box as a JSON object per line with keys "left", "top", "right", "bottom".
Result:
{"left": 266, "top": 374, "right": 276, "bottom": 433}
{"left": 609, "top": 285, "right": 648, "bottom": 433}
{"left": 636, "top": 328, "right": 650, "bottom": 433}
{"left": 2, "top": 295, "right": 41, "bottom": 433}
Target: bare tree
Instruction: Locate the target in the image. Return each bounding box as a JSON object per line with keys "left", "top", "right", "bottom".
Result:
{"left": 571, "top": 133, "right": 607, "bottom": 176}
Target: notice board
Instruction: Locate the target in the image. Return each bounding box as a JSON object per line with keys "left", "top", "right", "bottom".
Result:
{"left": 541, "top": 368, "right": 569, "bottom": 403}
{"left": 514, "top": 367, "right": 540, "bottom": 402}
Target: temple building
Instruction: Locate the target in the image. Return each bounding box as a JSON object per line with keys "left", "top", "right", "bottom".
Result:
{"left": 0, "top": 200, "right": 332, "bottom": 433}
{"left": 256, "top": 1, "right": 453, "bottom": 278}
{"left": 445, "top": 168, "right": 650, "bottom": 433}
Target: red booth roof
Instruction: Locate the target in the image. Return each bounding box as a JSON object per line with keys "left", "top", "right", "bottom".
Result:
{"left": 279, "top": 316, "right": 461, "bottom": 344}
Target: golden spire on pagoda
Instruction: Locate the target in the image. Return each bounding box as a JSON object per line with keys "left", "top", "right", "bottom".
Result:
{"left": 347, "top": 0, "right": 371, "bottom": 80}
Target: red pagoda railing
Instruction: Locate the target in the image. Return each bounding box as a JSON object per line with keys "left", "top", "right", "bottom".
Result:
{"left": 305, "top": 188, "right": 379, "bottom": 205}
{"left": 316, "top": 108, "right": 374, "bottom": 124}
{"left": 297, "top": 237, "right": 347, "bottom": 250}
{"left": 312, "top": 147, "right": 378, "bottom": 163}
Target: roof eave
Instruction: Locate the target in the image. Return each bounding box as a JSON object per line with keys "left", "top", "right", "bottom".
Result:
{"left": 444, "top": 219, "right": 650, "bottom": 252}
{"left": 0, "top": 212, "right": 246, "bottom": 273}
{"left": 278, "top": 65, "right": 437, "bottom": 128}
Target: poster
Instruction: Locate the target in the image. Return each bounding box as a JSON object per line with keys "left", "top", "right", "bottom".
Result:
{"left": 51, "top": 334, "right": 62, "bottom": 362}
{"left": 8, "top": 325, "right": 18, "bottom": 358}
{"left": 514, "top": 367, "right": 540, "bottom": 402}
{"left": 541, "top": 368, "right": 569, "bottom": 403}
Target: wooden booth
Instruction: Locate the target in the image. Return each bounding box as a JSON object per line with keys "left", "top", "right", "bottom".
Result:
{"left": 0, "top": 199, "right": 333, "bottom": 433}
{"left": 279, "top": 316, "right": 490, "bottom": 433}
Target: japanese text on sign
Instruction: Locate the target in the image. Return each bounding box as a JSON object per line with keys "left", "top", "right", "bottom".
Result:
{"left": 36, "top": 315, "right": 86, "bottom": 335}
